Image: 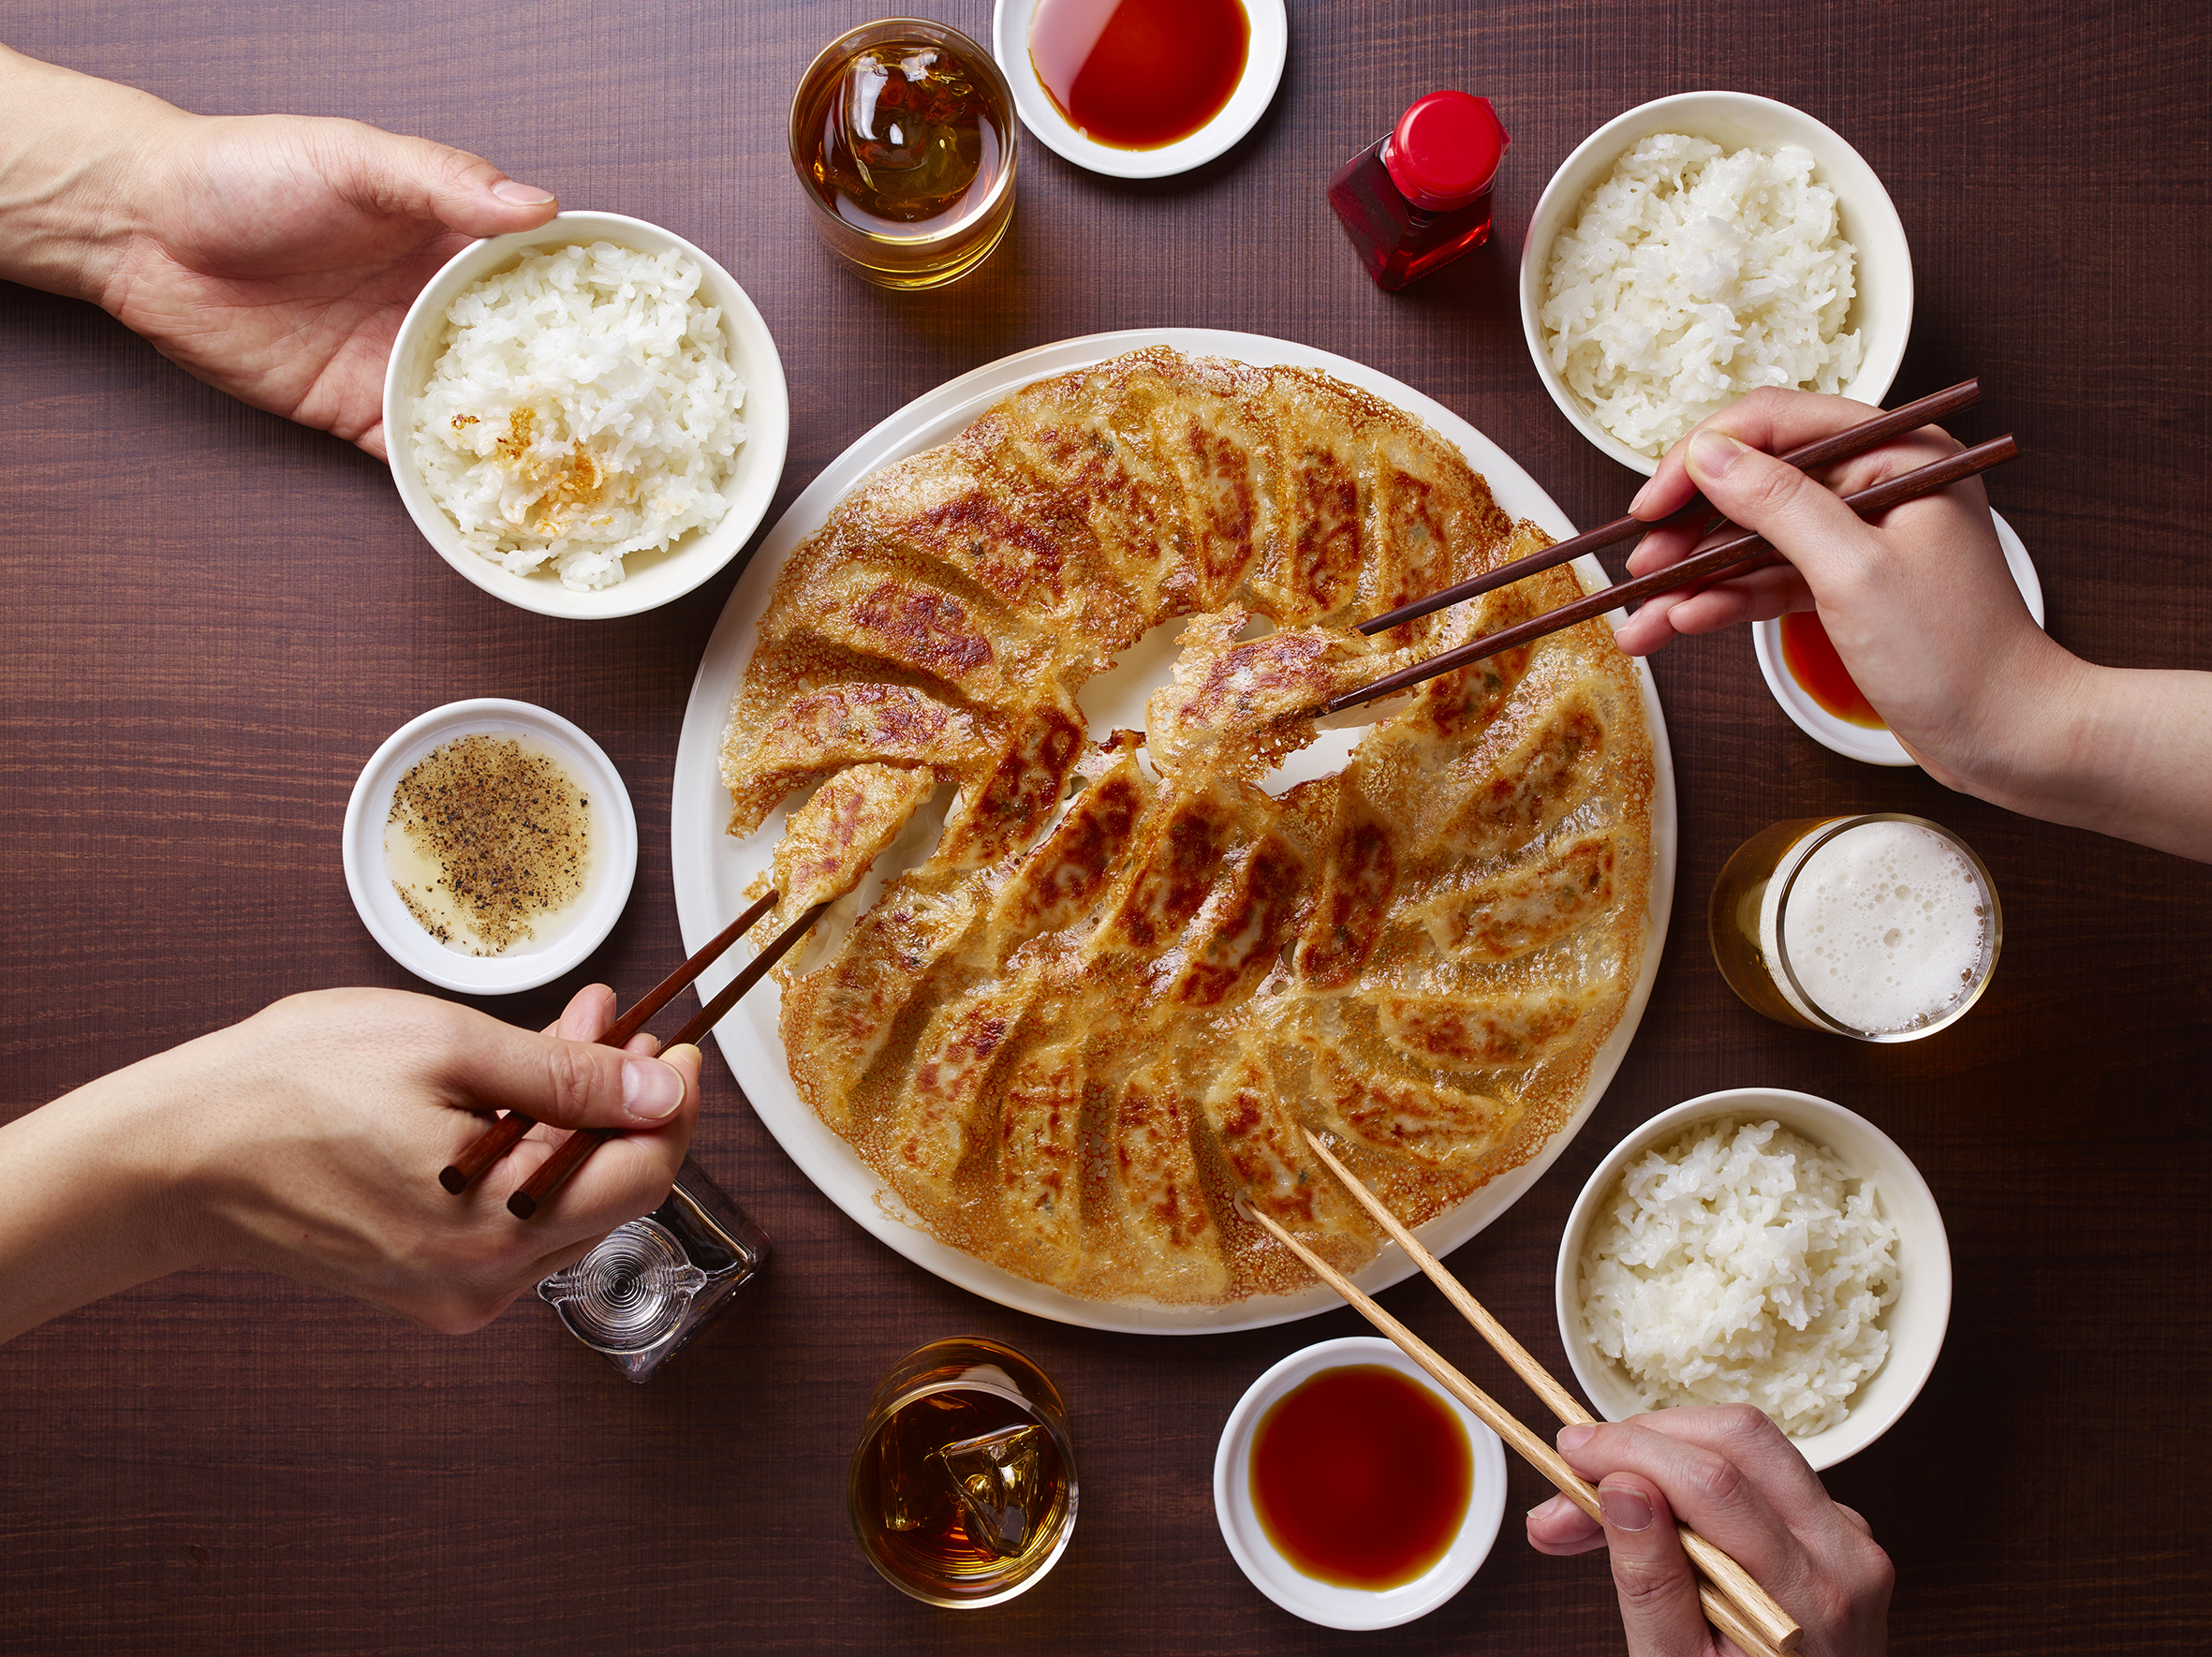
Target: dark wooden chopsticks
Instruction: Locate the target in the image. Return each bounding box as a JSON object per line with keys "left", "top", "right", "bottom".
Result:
{"left": 1355, "top": 378, "right": 1983, "bottom": 639}
{"left": 437, "top": 891, "right": 830, "bottom": 1218}
{"left": 1326, "top": 432, "right": 2019, "bottom": 716}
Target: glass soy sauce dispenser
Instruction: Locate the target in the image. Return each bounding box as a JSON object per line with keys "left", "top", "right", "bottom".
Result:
{"left": 1327, "top": 91, "right": 1510, "bottom": 291}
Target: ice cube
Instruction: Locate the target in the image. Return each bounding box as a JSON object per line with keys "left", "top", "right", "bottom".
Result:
{"left": 929, "top": 1424, "right": 1046, "bottom": 1558}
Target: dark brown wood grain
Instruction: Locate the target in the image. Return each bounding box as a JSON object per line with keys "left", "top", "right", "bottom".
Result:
{"left": 2, "top": 2, "right": 2208, "bottom": 1653}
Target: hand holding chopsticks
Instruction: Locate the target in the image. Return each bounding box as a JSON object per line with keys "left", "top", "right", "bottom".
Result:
{"left": 438, "top": 891, "right": 829, "bottom": 1217}
{"left": 1331, "top": 428, "right": 2018, "bottom": 716}
{"left": 1242, "top": 1132, "right": 1809, "bottom": 1657}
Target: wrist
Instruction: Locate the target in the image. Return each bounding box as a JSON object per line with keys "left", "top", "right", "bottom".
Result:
{"left": 0, "top": 46, "right": 197, "bottom": 304}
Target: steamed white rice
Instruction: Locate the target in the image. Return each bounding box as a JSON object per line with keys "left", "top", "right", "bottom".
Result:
{"left": 411, "top": 241, "right": 746, "bottom": 591}
{"left": 1580, "top": 1117, "right": 1897, "bottom": 1437}
{"left": 1541, "top": 134, "right": 1863, "bottom": 460}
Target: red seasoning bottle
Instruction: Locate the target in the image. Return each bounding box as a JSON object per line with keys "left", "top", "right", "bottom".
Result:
{"left": 1326, "top": 92, "right": 1510, "bottom": 291}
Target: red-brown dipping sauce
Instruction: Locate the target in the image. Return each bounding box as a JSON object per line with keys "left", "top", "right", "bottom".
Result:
{"left": 1781, "top": 611, "right": 1886, "bottom": 729}
{"left": 1028, "top": 0, "right": 1249, "bottom": 150}
{"left": 1249, "top": 1364, "right": 1472, "bottom": 1590}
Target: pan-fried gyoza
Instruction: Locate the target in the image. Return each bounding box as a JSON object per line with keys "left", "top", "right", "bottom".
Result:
{"left": 720, "top": 348, "right": 1654, "bottom": 1304}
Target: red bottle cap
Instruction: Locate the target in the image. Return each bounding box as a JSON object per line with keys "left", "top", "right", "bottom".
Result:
{"left": 1382, "top": 92, "right": 1510, "bottom": 212}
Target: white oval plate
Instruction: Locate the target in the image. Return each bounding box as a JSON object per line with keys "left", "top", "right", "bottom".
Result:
{"left": 992, "top": 0, "right": 1288, "bottom": 178}
{"left": 1554, "top": 1087, "right": 1954, "bottom": 1472}
{"left": 382, "top": 210, "right": 790, "bottom": 620}
{"left": 1752, "top": 510, "right": 2044, "bottom": 766}
{"left": 344, "top": 699, "right": 638, "bottom": 995}
{"left": 1213, "top": 1337, "right": 1509, "bottom": 1629}
{"left": 670, "top": 326, "right": 1678, "bottom": 1333}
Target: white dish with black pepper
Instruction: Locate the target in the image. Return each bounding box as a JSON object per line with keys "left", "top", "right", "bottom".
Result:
{"left": 343, "top": 699, "right": 638, "bottom": 995}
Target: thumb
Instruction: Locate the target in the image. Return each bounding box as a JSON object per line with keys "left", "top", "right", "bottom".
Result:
{"left": 315, "top": 120, "right": 558, "bottom": 237}
{"left": 1589, "top": 1476, "right": 1711, "bottom": 1657}
{"left": 451, "top": 1025, "right": 694, "bottom": 1131}
{"left": 1685, "top": 426, "right": 1877, "bottom": 585}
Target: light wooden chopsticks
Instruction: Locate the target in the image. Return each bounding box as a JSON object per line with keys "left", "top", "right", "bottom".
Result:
{"left": 436, "top": 890, "right": 829, "bottom": 1216}
{"left": 1239, "top": 1129, "right": 1805, "bottom": 1657}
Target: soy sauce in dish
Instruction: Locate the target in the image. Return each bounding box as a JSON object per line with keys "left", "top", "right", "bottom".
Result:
{"left": 1249, "top": 1364, "right": 1472, "bottom": 1589}
{"left": 1028, "top": 0, "right": 1249, "bottom": 150}
{"left": 1780, "top": 611, "right": 1886, "bottom": 729}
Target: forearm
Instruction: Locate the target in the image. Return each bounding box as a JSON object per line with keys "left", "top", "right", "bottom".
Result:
{"left": 0, "top": 43, "right": 193, "bottom": 303}
{"left": 1970, "top": 650, "right": 2212, "bottom": 862}
{"left": 0, "top": 1061, "right": 207, "bottom": 1343}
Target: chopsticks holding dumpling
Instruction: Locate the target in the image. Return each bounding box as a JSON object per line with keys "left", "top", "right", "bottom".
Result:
{"left": 1328, "top": 430, "right": 2018, "bottom": 716}
{"left": 1352, "top": 377, "right": 1983, "bottom": 639}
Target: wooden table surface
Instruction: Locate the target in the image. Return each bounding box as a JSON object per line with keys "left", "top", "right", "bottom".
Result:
{"left": 4, "top": 2, "right": 2207, "bottom": 1652}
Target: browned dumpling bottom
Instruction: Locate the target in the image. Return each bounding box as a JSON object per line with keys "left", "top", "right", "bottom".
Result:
{"left": 721, "top": 347, "right": 1655, "bottom": 1305}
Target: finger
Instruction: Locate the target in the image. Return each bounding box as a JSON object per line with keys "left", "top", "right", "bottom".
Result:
{"left": 1630, "top": 386, "right": 1882, "bottom": 527}
{"left": 1622, "top": 1407, "right": 1869, "bottom": 1552}
{"left": 444, "top": 1018, "right": 693, "bottom": 1132}
{"left": 1611, "top": 565, "right": 1813, "bottom": 656}
{"left": 518, "top": 1043, "right": 701, "bottom": 1240}
{"left": 1589, "top": 1474, "right": 1713, "bottom": 1657}
{"left": 1833, "top": 1502, "right": 1874, "bottom": 1538}
{"left": 1558, "top": 1419, "right": 1815, "bottom": 1602}
{"left": 1526, "top": 1491, "right": 1608, "bottom": 1556}
{"left": 553, "top": 983, "right": 619, "bottom": 1043}
{"left": 310, "top": 119, "right": 558, "bottom": 238}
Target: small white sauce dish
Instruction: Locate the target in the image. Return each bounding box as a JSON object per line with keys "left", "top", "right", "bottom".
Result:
{"left": 1755, "top": 509, "right": 2045, "bottom": 766}
{"left": 382, "top": 210, "right": 789, "bottom": 620}
{"left": 1556, "top": 1088, "right": 1952, "bottom": 1472}
{"left": 343, "top": 699, "right": 638, "bottom": 995}
{"left": 992, "top": 0, "right": 1288, "bottom": 179}
{"left": 1520, "top": 92, "right": 1913, "bottom": 476}
{"left": 1213, "top": 1336, "right": 1508, "bottom": 1630}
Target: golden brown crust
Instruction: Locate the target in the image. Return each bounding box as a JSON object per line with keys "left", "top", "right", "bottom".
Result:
{"left": 724, "top": 348, "right": 1656, "bottom": 1305}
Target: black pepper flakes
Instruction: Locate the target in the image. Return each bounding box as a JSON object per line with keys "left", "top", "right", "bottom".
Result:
{"left": 388, "top": 735, "right": 590, "bottom": 954}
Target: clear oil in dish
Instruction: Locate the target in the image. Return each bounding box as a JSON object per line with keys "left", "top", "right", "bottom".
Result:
{"left": 791, "top": 22, "right": 1016, "bottom": 289}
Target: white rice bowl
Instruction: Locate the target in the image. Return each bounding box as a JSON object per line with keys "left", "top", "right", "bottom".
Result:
{"left": 1540, "top": 133, "right": 1863, "bottom": 460}
{"left": 410, "top": 242, "right": 746, "bottom": 591}
{"left": 1578, "top": 1117, "right": 1897, "bottom": 1437}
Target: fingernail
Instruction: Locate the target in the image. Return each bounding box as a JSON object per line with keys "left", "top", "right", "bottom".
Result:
{"left": 493, "top": 180, "right": 555, "bottom": 206}
{"left": 1600, "top": 1483, "right": 1653, "bottom": 1532}
{"left": 1526, "top": 1495, "right": 1563, "bottom": 1522}
{"left": 1627, "top": 478, "right": 1658, "bottom": 516}
{"left": 663, "top": 1043, "right": 702, "bottom": 1071}
{"left": 1688, "top": 428, "right": 1746, "bottom": 481}
{"left": 622, "top": 1058, "right": 685, "bottom": 1120}
{"left": 1556, "top": 1421, "right": 1596, "bottom": 1455}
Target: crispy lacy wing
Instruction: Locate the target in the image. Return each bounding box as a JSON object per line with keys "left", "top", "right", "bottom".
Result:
{"left": 768, "top": 764, "right": 937, "bottom": 927}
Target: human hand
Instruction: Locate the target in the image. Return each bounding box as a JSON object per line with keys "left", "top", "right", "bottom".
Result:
{"left": 144, "top": 984, "right": 695, "bottom": 1333}
{"left": 91, "top": 112, "right": 556, "bottom": 459}
{"left": 1613, "top": 388, "right": 2079, "bottom": 799}
{"left": 1526, "top": 1406, "right": 1892, "bottom": 1657}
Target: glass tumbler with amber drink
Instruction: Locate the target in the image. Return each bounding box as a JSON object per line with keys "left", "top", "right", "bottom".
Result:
{"left": 848, "top": 1338, "right": 1078, "bottom": 1606}
{"left": 790, "top": 20, "right": 1017, "bottom": 289}
{"left": 1709, "top": 813, "right": 2002, "bottom": 1042}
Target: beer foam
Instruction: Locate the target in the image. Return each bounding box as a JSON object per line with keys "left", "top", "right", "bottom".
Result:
{"left": 1771, "top": 821, "right": 1989, "bottom": 1034}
